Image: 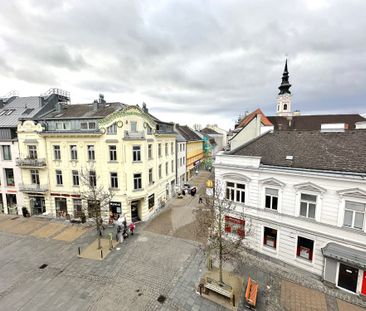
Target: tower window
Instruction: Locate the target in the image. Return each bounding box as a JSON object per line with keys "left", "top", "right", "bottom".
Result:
{"left": 283, "top": 104, "right": 288, "bottom": 110}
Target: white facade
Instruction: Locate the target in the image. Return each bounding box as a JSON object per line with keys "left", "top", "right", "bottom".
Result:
{"left": 276, "top": 93, "right": 292, "bottom": 116}
{"left": 0, "top": 141, "right": 24, "bottom": 215}
{"left": 176, "top": 141, "right": 186, "bottom": 187}
{"left": 215, "top": 153, "right": 366, "bottom": 295}
{"left": 206, "top": 124, "right": 228, "bottom": 148}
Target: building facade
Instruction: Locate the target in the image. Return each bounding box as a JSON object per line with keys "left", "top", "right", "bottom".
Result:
{"left": 215, "top": 130, "right": 366, "bottom": 295}
{"left": 0, "top": 89, "right": 69, "bottom": 215}
{"left": 17, "top": 100, "right": 176, "bottom": 222}
{"left": 175, "top": 133, "right": 187, "bottom": 187}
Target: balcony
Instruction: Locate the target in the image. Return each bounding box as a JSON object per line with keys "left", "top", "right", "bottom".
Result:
{"left": 16, "top": 158, "right": 47, "bottom": 168}
{"left": 124, "top": 130, "right": 145, "bottom": 140}
{"left": 19, "top": 183, "right": 48, "bottom": 193}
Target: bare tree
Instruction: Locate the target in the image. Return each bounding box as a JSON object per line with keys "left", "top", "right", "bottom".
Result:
{"left": 79, "top": 168, "right": 114, "bottom": 249}
{"left": 194, "top": 180, "right": 248, "bottom": 285}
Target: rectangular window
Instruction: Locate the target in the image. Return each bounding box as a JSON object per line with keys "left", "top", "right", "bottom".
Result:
{"left": 73, "top": 199, "right": 83, "bottom": 218}
{"left": 28, "top": 145, "right": 38, "bottom": 159}
{"left": 53, "top": 145, "right": 61, "bottom": 160}
{"left": 263, "top": 227, "right": 277, "bottom": 249}
{"left": 159, "top": 164, "right": 162, "bottom": 179}
{"left": 183, "top": 157, "right": 185, "bottom": 165}
{"left": 296, "top": 236, "right": 314, "bottom": 261}
{"left": 110, "top": 172, "right": 118, "bottom": 188}
{"left": 158, "top": 143, "right": 161, "bottom": 157}
{"left": 56, "top": 170, "right": 63, "bottom": 185}
{"left": 265, "top": 188, "right": 278, "bottom": 210}
{"left": 165, "top": 143, "right": 168, "bottom": 156}
{"left": 30, "top": 169, "right": 40, "bottom": 185}
{"left": 132, "top": 146, "right": 141, "bottom": 162}
{"left": 87, "top": 145, "right": 95, "bottom": 161}
{"left": 149, "top": 168, "right": 153, "bottom": 185}
{"left": 171, "top": 142, "right": 174, "bottom": 154}
{"left": 55, "top": 198, "right": 67, "bottom": 217}
{"left": 343, "top": 201, "right": 365, "bottom": 230}
{"left": 300, "top": 194, "right": 316, "bottom": 219}
{"left": 109, "top": 145, "right": 117, "bottom": 161}
{"left": 70, "top": 145, "right": 78, "bottom": 160}
{"left": 148, "top": 144, "right": 152, "bottom": 159}
{"left": 2, "top": 145, "right": 11, "bottom": 160}
{"left": 5, "top": 168, "right": 14, "bottom": 186}
{"left": 165, "top": 162, "right": 168, "bottom": 175}
{"left": 107, "top": 123, "right": 117, "bottom": 135}
{"left": 72, "top": 170, "right": 79, "bottom": 186}
{"left": 224, "top": 215, "right": 245, "bottom": 237}
{"left": 89, "top": 171, "right": 96, "bottom": 187}
{"left": 226, "top": 182, "right": 245, "bottom": 203}
{"left": 131, "top": 121, "right": 137, "bottom": 132}
{"left": 88, "top": 122, "right": 96, "bottom": 129}
{"left": 133, "top": 173, "right": 142, "bottom": 190}
{"left": 80, "top": 122, "right": 88, "bottom": 130}
{"left": 148, "top": 194, "right": 155, "bottom": 209}
{"left": 171, "top": 160, "right": 174, "bottom": 172}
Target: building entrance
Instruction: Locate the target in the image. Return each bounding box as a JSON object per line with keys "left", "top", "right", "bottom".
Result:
{"left": 131, "top": 200, "right": 140, "bottom": 222}
{"left": 338, "top": 263, "right": 358, "bottom": 293}
{"left": 30, "top": 197, "right": 45, "bottom": 215}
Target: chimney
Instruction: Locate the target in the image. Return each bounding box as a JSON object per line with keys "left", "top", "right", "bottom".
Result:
{"left": 287, "top": 115, "right": 293, "bottom": 128}
{"left": 142, "top": 102, "right": 148, "bottom": 113}
{"left": 55, "top": 102, "right": 63, "bottom": 113}
{"left": 93, "top": 99, "right": 99, "bottom": 111}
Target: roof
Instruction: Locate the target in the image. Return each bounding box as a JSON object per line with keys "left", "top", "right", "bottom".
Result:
{"left": 322, "top": 243, "right": 366, "bottom": 269}
{"left": 175, "top": 133, "right": 186, "bottom": 142}
{"left": 200, "top": 127, "right": 221, "bottom": 135}
{"left": 0, "top": 96, "right": 43, "bottom": 128}
{"left": 176, "top": 125, "right": 202, "bottom": 141}
{"left": 228, "top": 130, "right": 366, "bottom": 173}
{"left": 268, "top": 114, "right": 366, "bottom": 130}
{"left": 38, "top": 102, "right": 125, "bottom": 119}
{"left": 236, "top": 108, "right": 273, "bottom": 129}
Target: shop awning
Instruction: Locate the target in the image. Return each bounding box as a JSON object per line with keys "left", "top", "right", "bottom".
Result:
{"left": 322, "top": 243, "right": 366, "bottom": 269}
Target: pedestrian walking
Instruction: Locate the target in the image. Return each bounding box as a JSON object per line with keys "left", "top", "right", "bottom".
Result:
{"left": 199, "top": 197, "right": 203, "bottom": 204}
{"left": 129, "top": 222, "right": 135, "bottom": 235}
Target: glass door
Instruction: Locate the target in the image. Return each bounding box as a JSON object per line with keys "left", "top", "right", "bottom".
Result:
{"left": 338, "top": 263, "right": 358, "bottom": 293}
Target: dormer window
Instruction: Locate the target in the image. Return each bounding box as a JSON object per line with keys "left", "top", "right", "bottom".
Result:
{"left": 131, "top": 121, "right": 137, "bottom": 132}
{"left": 283, "top": 104, "right": 287, "bottom": 110}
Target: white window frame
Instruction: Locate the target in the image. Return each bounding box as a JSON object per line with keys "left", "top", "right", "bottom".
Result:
{"left": 338, "top": 197, "right": 366, "bottom": 232}
{"left": 299, "top": 193, "right": 317, "bottom": 219}
{"left": 294, "top": 183, "right": 324, "bottom": 222}
{"left": 225, "top": 181, "right": 246, "bottom": 204}
{"left": 259, "top": 178, "right": 284, "bottom": 213}
{"left": 262, "top": 225, "right": 278, "bottom": 254}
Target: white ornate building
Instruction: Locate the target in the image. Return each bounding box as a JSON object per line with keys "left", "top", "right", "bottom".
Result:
{"left": 215, "top": 129, "right": 366, "bottom": 295}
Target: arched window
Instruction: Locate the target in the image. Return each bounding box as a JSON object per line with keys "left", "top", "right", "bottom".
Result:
{"left": 283, "top": 104, "right": 288, "bottom": 110}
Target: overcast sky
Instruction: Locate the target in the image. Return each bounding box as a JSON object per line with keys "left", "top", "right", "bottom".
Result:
{"left": 0, "top": 0, "right": 365, "bottom": 130}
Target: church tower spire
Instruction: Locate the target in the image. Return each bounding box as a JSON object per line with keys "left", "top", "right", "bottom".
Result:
{"left": 276, "top": 59, "right": 293, "bottom": 116}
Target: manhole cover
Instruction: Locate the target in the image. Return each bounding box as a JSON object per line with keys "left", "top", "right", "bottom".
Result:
{"left": 157, "top": 295, "right": 166, "bottom": 303}
{"left": 39, "top": 264, "right": 48, "bottom": 269}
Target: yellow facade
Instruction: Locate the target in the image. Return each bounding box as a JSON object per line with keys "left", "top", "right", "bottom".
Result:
{"left": 186, "top": 140, "right": 204, "bottom": 179}
{"left": 17, "top": 106, "right": 176, "bottom": 222}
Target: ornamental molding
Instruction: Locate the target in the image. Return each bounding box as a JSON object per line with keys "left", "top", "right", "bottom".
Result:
{"left": 294, "top": 182, "right": 326, "bottom": 194}
{"left": 99, "top": 106, "right": 156, "bottom": 128}
{"left": 337, "top": 188, "right": 366, "bottom": 199}
{"left": 221, "top": 173, "right": 251, "bottom": 183}
{"left": 259, "top": 177, "right": 285, "bottom": 188}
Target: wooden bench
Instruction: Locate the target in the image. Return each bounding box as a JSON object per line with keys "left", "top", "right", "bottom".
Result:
{"left": 245, "top": 276, "right": 258, "bottom": 309}
{"left": 204, "top": 277, "right": 233, "bottom": 299}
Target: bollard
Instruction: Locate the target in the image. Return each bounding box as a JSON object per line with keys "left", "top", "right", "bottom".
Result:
{"left": 232, "top": 294, "right": 235, "bottom": 307}
{"left": 101, "top": 249, "right": 103, "bottom": 259}
{"left": 199, "top": 284, "right": 203, "bottom": 296}
{"left": 109, "top": 239, "right": 113, "bottom": 250}
{"left": 78, "top": 247, "right": 81, "bottom": 255}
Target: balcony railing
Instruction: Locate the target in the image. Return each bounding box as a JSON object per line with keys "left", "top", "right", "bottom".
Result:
{"left": 16, "top": 158, "right": 47, "bottom": 168}
{"left": 124, "top": 130, "right": 145, "bottom": 140}
{"left": 19, "top": 183, "right": 48, "bottom": 193}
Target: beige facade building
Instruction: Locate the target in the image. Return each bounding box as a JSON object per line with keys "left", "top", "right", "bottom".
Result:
{"left": 17, "top": 99, "right": 176, "bottom": 222}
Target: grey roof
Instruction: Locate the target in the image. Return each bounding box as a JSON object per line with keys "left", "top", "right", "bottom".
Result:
{"left": 322, "top": 243, "right": 366, "bottom": 269}
{"left": 175, "top": 133, "right": 187, "bottom": 142}
{"left": 176, "top": 125, "right": 202, "bottom": 141}
{"left": 200, "top": 127, "right": 221, "bottom": 135}
{"left": 0, "top": 96, "right": 43, "bottom": 128}
{"left": 228, "top": 130, "right": 366, "bottom": 173}
{"left": 37, "top": 102, "right": 125, "bottom": 119}
{"left": 267, "top": 114, "right": 366, "bottom": 130}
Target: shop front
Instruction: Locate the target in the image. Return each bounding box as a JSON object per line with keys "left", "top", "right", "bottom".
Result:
{"left": 224, "top": 215, "right": 245, "bottom": 237}
{"left": 6, "top": 194, "right": 18, "bottom": 215}
{"left": 131, "top": 200, "right": 141, "bottom": 222}
{"left": 322, "top": 242, "right": 366, "bottom": 295}
{"left": 30, "top": 196, "right": 46, "bottom": 215}
{"left": 109, "top": 201, "right": 122, "bottom": 223}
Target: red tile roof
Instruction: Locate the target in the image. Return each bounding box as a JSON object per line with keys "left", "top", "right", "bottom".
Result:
{"left": 236, "top": 108, "right": 272, "bottom": 129}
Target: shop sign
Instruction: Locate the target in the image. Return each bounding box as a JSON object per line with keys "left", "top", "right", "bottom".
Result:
{"left": 110, "top": 201, "right": 122, "bottom": 214}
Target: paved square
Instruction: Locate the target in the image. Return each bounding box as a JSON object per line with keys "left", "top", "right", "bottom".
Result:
{"left": 31, "top": 223, "right": 66, "bottom": 238}
{"left": 53, "top": 225, "right": 90, "bottom": 241}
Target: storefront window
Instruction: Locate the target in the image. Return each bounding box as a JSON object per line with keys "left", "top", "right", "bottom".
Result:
{"left": 73, "top": 199, "right": 83, "bottom": 218}
{"left": 55, "top": 197, "right": 67, "bottom": 217}
{"left": 263, "top": 227, "right": 277, "bottom": 249}
{"left": 296, "top": 236, "right": 314, "bottom": 261}
{"left": 224, "top": 215, "right": 245, "bottom": 237}
{"left": 6, "top": 194, "right": 17, "bottom": 215}
{"left": 148, "top": 194, "right": 155, "bottom": 209}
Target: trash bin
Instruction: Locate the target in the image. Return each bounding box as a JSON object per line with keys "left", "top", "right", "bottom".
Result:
{"left": 22, "top": 207, "right": 30, "bottom": 217}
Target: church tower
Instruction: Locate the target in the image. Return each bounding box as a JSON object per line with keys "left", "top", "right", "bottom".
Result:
{"left": 276, "top": 59, "right": 292, "bottom": 116}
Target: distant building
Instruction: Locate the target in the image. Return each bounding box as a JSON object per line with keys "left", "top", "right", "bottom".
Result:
{"left": 215, "top": 129, "right": 366, "bottom": 295}
{"left": 200, "top": 127, "right": 224, "bottom": 155}
{"left": 175, "top": 125, "right": 204, "bottom": 180}
{"left": 229, "top": 60, "right": 366, "bottom": 149}
{"left": 0, "top": 88, "right": 69, "bottom": 215}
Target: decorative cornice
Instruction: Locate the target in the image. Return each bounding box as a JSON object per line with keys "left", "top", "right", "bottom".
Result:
{"left": 221, "top": 173, "right": 251, "bottom": 183}
{"left": 294, "top": 182, "right": 326, "bottom": 194}
{"left": 259, "top": 177, "right": 285, "bottom": 188}
{"left": 99, "top": 106, "right": 156, "bottom": 127}
{"left": 337, "top": 188, "right": 366, "bottom": 199}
